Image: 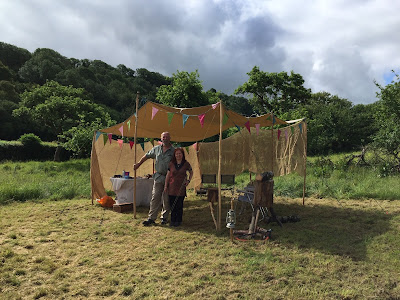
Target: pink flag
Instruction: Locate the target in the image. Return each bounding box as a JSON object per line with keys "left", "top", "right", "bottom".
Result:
{"left": 212, "top": 102, "right": 219, "bottom": 109}
{"left": 151, "top": 106, "right": 159, "bottom": 120}
{"left": 107, "top": 133, "right": 112, "bottom": 144}
{"left": 117, "top": 139, "right": 123, "bottom": 149}
{"left": 198, "top": 114, "right": 205, "bottom": 127}
{"left": 158, "top": 140, "right": 162, "bottom": 145}
{"left": 119, "top": 125, "right": 124, "bottom": 136}
{"left": 255, "top": 123, "right": 260, "bottom": 135}
{"left": 193, "top": 142, "right": 198, "bottom": 151}
{"left": 129, "top": 141, "right": 134, "bottom": 149}
{"left": 244, "top": 121, "right": 251, "bottom": 133}
{"left": 277, "top": 129, "right": 281, "bottom": 140}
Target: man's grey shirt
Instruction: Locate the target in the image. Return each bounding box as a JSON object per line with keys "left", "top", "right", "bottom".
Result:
{"left": 145, "top": 144, "right": 175, "bottom": 183}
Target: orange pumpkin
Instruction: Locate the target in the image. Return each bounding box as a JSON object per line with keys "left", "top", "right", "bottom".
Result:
{"left": 96, "top": 195, "right": 115, "bottom": 208}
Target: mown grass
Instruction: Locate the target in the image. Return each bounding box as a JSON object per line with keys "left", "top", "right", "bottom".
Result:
{"left": 0, "top": 196, "right": 399, "bottom": 299}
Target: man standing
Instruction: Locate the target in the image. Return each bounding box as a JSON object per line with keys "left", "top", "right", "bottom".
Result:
{"left": 134, "top": 132, "right": 175, "bottom": 226}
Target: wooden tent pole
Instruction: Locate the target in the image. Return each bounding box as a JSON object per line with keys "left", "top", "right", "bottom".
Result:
{"left": 302, "top": 120, "right": 307, "bottom": 205}
{"left": 217, "top": 101, "right": 223, "bottom": 231}
{"left": 271, "top": 112, "right": 275, "bottom": 175}
{"left": 133, "top": 91, "right": 139, "bottom": 218}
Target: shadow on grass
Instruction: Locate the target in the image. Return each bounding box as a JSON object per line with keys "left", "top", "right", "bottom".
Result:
{"left": 112, "top": 195, "right": 393, "bottom": 261}
{"left": 269, "top": 200, "right": 392, "bottom": 261}
{"left": 175, "top": 197, "right": 392, "bottom": 261}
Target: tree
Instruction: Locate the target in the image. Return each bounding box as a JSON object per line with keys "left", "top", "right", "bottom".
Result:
{"left": 61, "top": 117, "right": 114, "bottom": 158}
{"left": 18, "top": 48, "right": 72, "bottom": 84}
{"left": 372, "top": 72, "right": 400, "bottom": 171}
{"left": 13, "top": 81, "right": 113, "bottom": 161}
{"left": 235, "top": 66, "right": 311, "bottom": 115}
{"left": 286, "top": 92, "right": 377, "bottom": 155}
{"left": 156, "top": 70, "right": 209, "bottom": 107}
{"left": 0, "top": 42, "right": 31, "bottom": 74}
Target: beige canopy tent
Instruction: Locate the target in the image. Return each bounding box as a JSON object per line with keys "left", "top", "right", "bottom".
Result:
{"left": 90, "top": 100, "right": 307, "bottom": 229}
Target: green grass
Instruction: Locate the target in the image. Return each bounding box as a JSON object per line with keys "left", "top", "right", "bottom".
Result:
{"left": 0, "top": 160, "right": 91, "bottom": 204}
{"left": 0, "top": 157, "right": 399, "bottom": 298}
{"left": 0, "top": 197, "right": 399, "bottom": 299}
{"left": 1, "top": 156, "right": 400, "bottom": 204}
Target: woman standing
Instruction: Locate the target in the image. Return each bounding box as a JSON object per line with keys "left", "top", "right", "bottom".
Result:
{"left": 164, "top": 148, "right": 193, "bottom": 227}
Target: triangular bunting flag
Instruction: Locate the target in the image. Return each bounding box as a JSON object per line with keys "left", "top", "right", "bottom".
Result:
{"left": 235, "top": 125, "right": 241, "bottom": 131}
{"left": 140, "top": 143, "right": 145, "bottom": 151}
{"left": 193, "top": 142, "right": 198, "bottom": 151}
{"left": 272, "top": 116, "right": 276, "bottom": 125}
{"left": 255, "top": 124, "right": 260, "bottom": 135}
{"left": 150, "top": 138, "right": 154, "bottom": 145}
{"left": 117, "top": 139, "right": 123, "bottom": 149}
{"left": 266, "top": 115, "right": 272, "bottom": 121}
{"left": 127, "top": 120, "right": 131, "bottom": 131}
{"left": 299, "top": 123, "right": 303, "bottom": 133}
{"left": 103, "top": 134, "right": 108, "bottom": 145}
{"left": 129, "top": 141, "right": 134, "bottom": 149}
{"left": 158, "top": 140, "right": 162, "bottom": 145}
{"left": 119, "top": 125, "right": 124, "bottom": 136}
{"left": 223, "top": 113, "right": 229, "bottom": 125}
{"left": 95, "top": 131, "right": 101, "bottom": 141}
{"left": 277, "top": 129, "right": 281, "bottom": 140}
{"left": 244, "top": 121, "right": 251, "bottom": 133}
{"left": 212, "top": 102, "right": 219, "bottom": 109}
{"left": 198, "top": 114, "right": 205, "bottom": 128}
{"left": 182, "top": 114, "right": 189, "bottom": 128}
{"left": 291, "top": 126, "right": 294, "bottom": 135}
{"left": 185, "top": 146, "right": 189, "bottom": 154}
{"left": 107, "top": 133, "right": 112, "bottom": 144}
{"left": 151, "top": 106, "right": 159, "bottom": 120}
{"left": 167, "top": 112, "right": 174, "bottom": 125}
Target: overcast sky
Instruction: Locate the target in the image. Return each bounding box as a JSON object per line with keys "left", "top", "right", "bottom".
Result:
{"left": 1, "top": 0, "right": 399, "bottom": 105}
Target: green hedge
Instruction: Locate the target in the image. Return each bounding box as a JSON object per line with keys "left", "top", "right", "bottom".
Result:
{"left": 0, "top": 141, "right": 71, "bottom": 161}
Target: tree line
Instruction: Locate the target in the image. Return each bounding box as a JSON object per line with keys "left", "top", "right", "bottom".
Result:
{"left": 0, "top": 41, "right": 399, "bottom": 172}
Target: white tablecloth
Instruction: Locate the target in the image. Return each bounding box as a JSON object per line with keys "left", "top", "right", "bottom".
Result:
{"left": 110, "top": 177, "right": 154, "bottom": 206}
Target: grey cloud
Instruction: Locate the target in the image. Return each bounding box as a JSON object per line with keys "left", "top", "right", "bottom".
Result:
{"left": 311, "top": 47, "right": 378, "bottom": 104}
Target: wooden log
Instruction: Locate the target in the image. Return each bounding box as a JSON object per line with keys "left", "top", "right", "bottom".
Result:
{"left": 113, "top": 203, "right": 133, "bottom": 213}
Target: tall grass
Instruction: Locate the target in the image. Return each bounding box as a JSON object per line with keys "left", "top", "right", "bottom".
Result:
{"left": 0, "top": 159, "right": 91, "bottom": 205}
{"left": 0, "top": 153, "right": 399, "bottom": 205}
{"left": 237, "top": 159, "right": 400, "bottom": 200}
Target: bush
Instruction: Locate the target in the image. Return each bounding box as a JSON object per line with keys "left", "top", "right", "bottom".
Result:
{"left": 18, "top": 133, "right": 42, "bottom": 147}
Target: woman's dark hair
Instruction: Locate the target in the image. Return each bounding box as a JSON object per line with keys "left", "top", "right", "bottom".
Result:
{"left": 171, "top": 147, "right": 186, "bottom": 164}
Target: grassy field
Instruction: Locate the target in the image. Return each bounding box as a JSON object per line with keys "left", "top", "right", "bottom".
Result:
{"left": 0, "top": 158, "right": 400, "bottom": 299}
{"left": 1, "top": 195, "right": 399, "bottom": 299}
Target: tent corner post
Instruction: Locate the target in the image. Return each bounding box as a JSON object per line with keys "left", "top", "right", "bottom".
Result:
{"left": 133, "top": 91, "right": 140, "bottom": 218}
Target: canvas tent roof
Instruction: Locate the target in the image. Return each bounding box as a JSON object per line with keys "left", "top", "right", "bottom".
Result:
{"left": 101, "top": 101, "right": 287, "bottom": 141}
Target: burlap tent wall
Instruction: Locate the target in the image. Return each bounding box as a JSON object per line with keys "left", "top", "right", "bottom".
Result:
{"left": 91, "top": 119, "right": 306, "bottom": 200}
{"left": 198, "top": 120, "right": 307, "bottom": 177}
